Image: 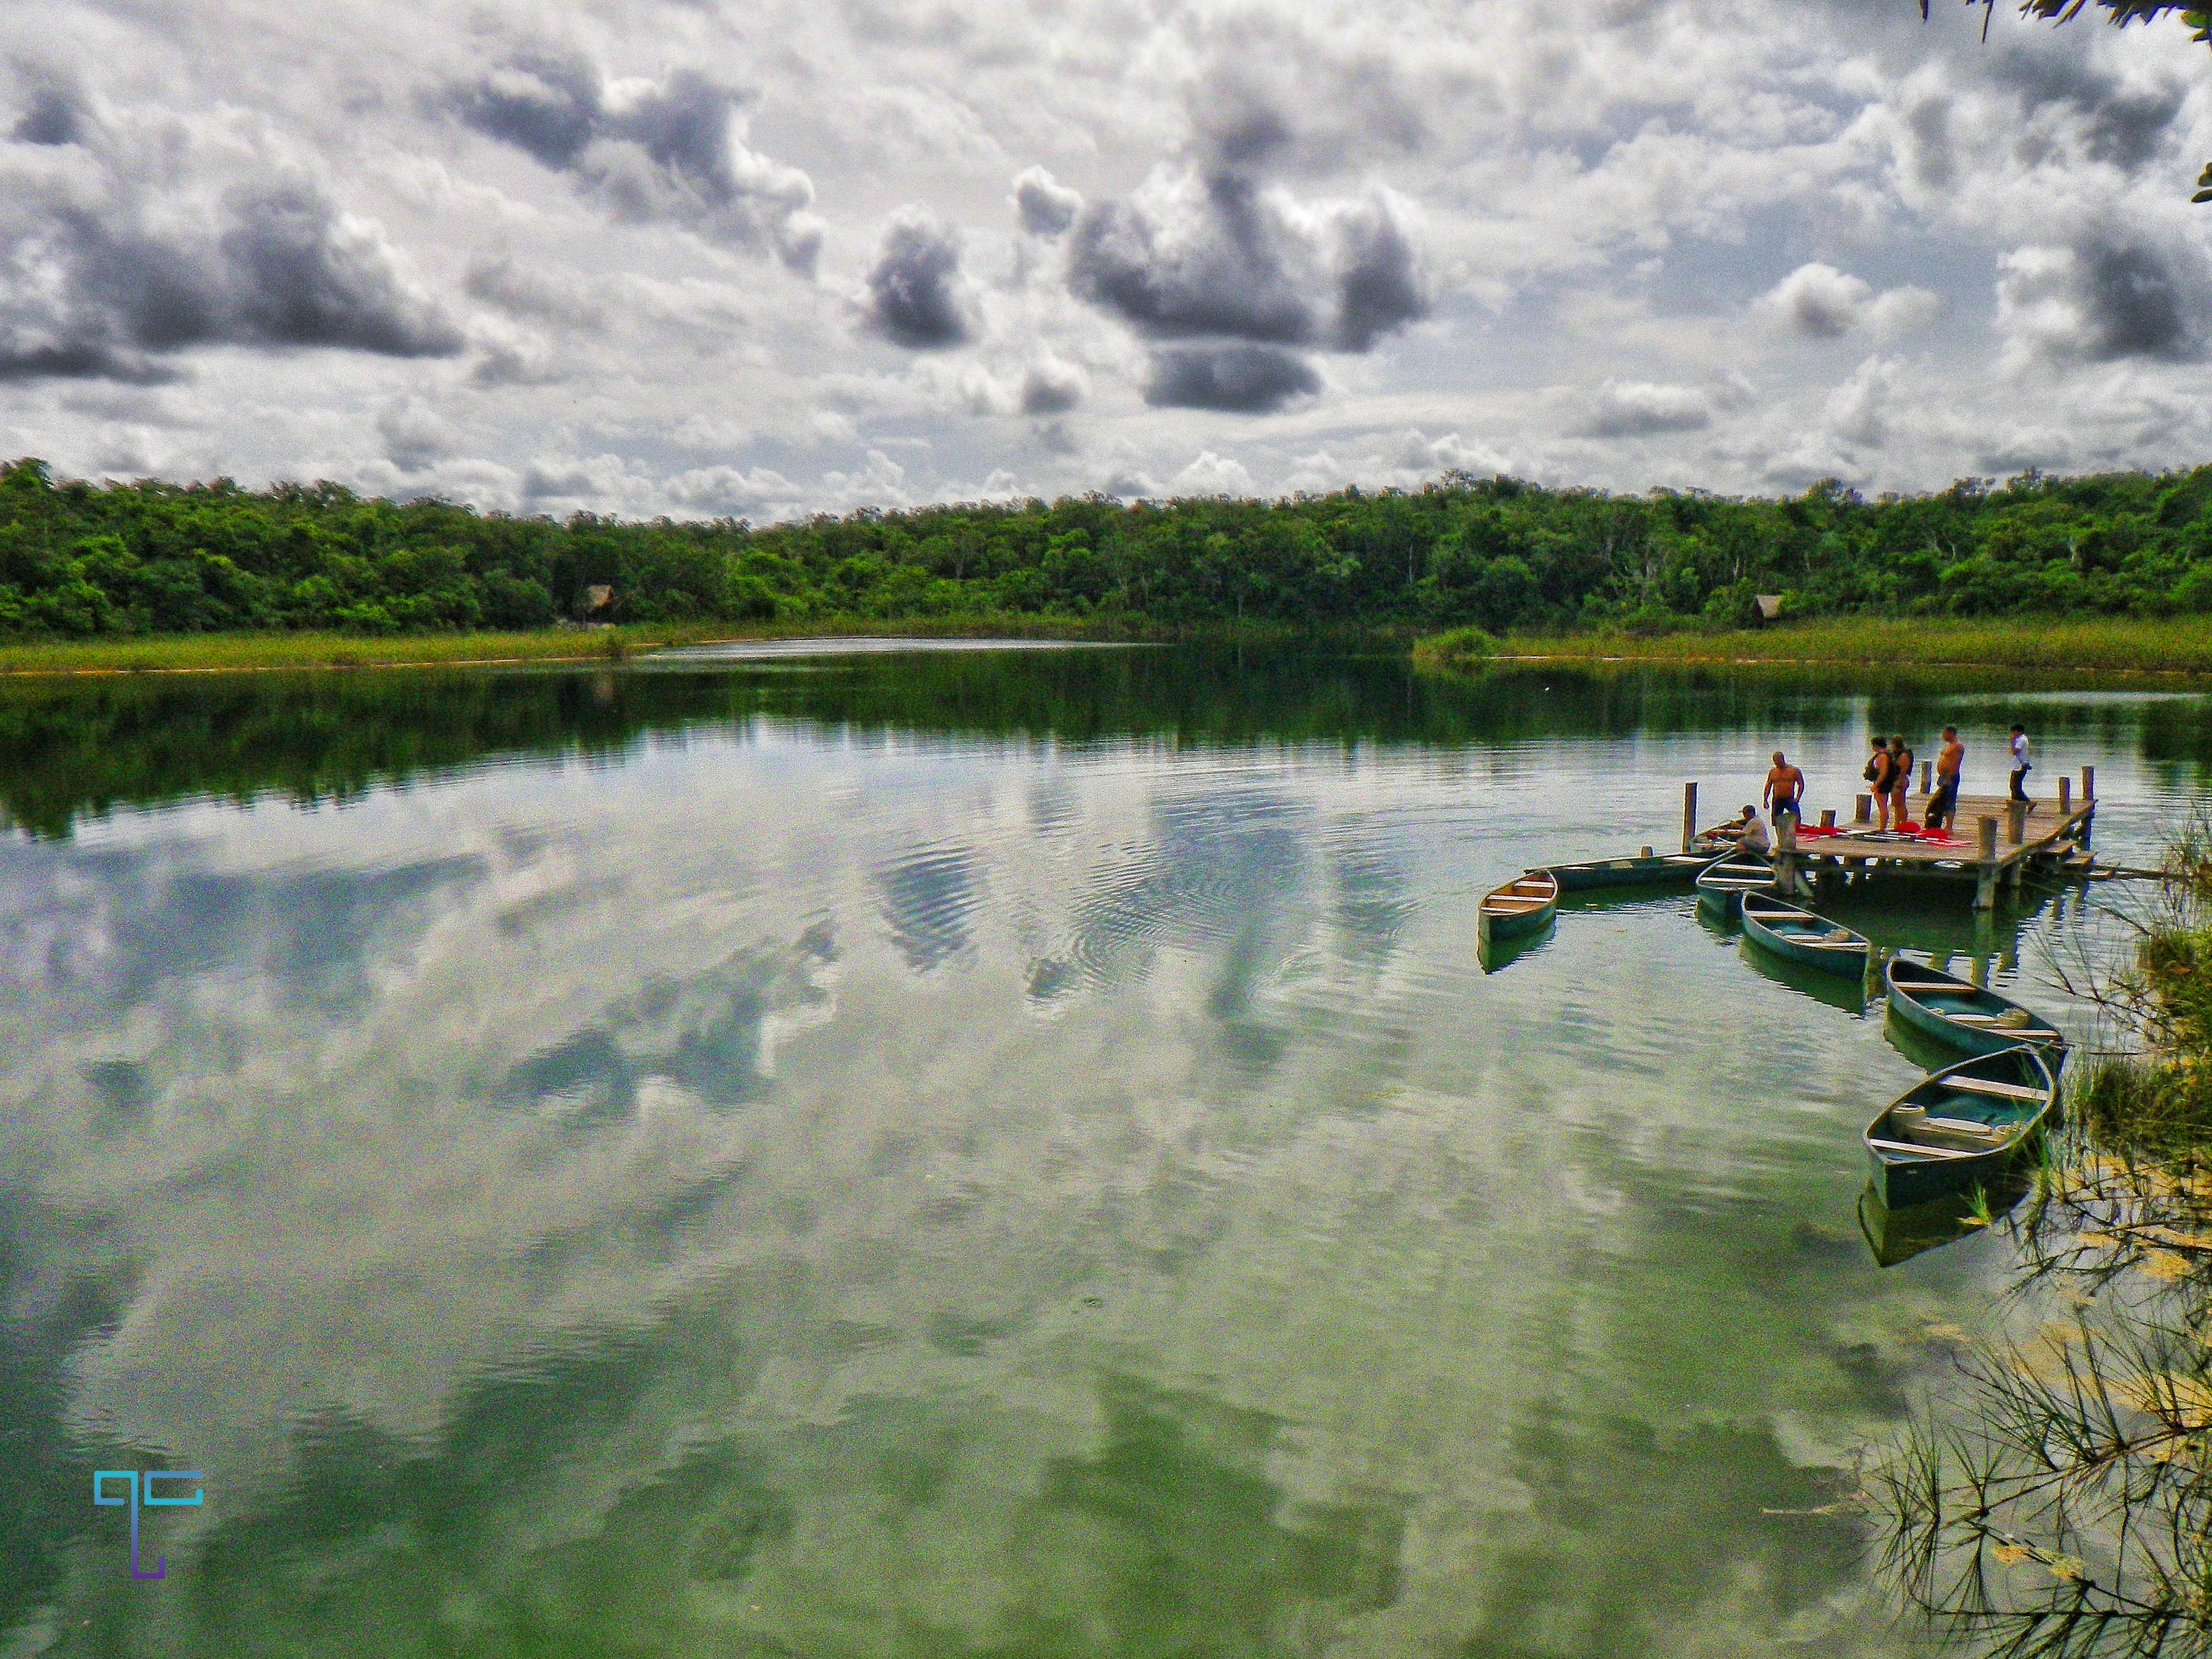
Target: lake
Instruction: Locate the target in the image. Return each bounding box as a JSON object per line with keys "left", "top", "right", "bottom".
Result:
{"left": 2, "top": 643, "right": 2204, "bottom": 1657}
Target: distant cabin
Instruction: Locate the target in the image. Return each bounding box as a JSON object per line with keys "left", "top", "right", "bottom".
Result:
{"left": 1754, "top": 593, "right": 1785, "bottom": 622}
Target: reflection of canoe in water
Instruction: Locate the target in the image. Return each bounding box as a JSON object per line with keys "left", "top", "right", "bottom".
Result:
{"left": 1857, "top": 1179, "right": 2025, "bottom": 1268}
{"left": 1884, "top": 957, "right": 2066, "bottom": 1062}
{"left": 1740, "top": 891, "right": 1870, "bottom": 981}
{"left": 1479, "top": 870, "right": 1558, "bottom": 947}
{"left": 1539, "top": 852, "right": 1722, "bottom": 893}
{"left": 1694, "top": 855, "right": 1774, "bottom": 918}
{"left": 1739, "top": 933, "right": 1871, "bottom": 1015}
{"left": 1864, "top": 1045, "right": 2058, "bottom": 1209}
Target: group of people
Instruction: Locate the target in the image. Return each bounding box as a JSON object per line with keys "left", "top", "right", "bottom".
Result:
{"left": 1723, "top": 724, "right": 2033, "bottom": 851}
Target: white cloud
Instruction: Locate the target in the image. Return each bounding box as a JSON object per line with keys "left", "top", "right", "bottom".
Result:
{"left": 1756, "top": 262, "right": 1941, "bottom": 340}
{"left": 0, "top": 0, "right": 2200, "bottom": 514}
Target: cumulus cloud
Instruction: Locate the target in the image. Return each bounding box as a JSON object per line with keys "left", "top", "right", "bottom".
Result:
{"left": 1019, "top": 356, "right": 1085, "bottom": 414}
{"left": 1011, "top": 165, "right": 1081, "bottom": 237}
{"left": 1756, "top": 263, "right": 1940, "bottom": 339}
{"left": 447, "top": 55, "right": 823, "bottom": 272}
{"left": 1576, "top": 380, "right": 1722, "bottom": 440}
{"left": 861, "top": 207, "right": 976, "bottom": 349}
{"left": 1068, "top": 170, "right": 1429, "bottom": 355}
{"left": 1988, "top": 47, "right": 2187, "bottom": 172}
{"left": 0, "top": 99, "right": 462, "bottom": 382}
{"left": 1145, "top": 344, "right": 1319, "bottom": 413}
{"left": 1997, "top": 236, "right": 2208, "bottom": 366}
{"left": 376, "top": 395, "right": 457, "bottom": 472}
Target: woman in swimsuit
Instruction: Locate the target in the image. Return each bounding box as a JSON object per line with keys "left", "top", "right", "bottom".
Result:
{"left": 1888, "top": 735, "right": 1915, "bottom": 831}
{"left": 1867, "top": 735, "right": 1897, "bottom": 829}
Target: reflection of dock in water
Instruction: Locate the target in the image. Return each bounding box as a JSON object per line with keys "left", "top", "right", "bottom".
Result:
{"left": 1682, "top": 768, "right": 2099, "bottom": 911}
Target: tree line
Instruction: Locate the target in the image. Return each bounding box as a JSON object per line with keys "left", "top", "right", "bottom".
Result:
{"left": 5, "top": 457, "right": 2212, "bottom": 639}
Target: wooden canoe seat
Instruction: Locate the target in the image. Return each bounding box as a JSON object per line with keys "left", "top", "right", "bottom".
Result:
{"left": 1485, "top": 898, "right": 1550, "bottom": 912}
{"left": 1942, "top": 1077, "right": 2047, "bottom": 1101}
{"left": 1867, "top": 1137, "right": 1972, "bottom": 1160}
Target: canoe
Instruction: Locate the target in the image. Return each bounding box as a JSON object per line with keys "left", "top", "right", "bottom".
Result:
{"left": 1739, "top": 891, "right": 1869, "bottom": 980}
{"left": 1538, "top": 851, "right": 1724, "bottom": 893}
{"left": 1478, "top": 869, "right": 1559, "bottom": 946}
{"left": 1863, "top": 1045, "right": 2058, "bottom": 1208}
{"left": 1884, "top": 957, "right": 2067, "bottom": 1062}
{"left": 1694, "top": 854, "right": 1774, "bottom": 917}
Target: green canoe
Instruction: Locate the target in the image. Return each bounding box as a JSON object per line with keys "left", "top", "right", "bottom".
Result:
{"left": 1739, "top": 891, "right": 1870, "bottom": 981}
{"left": 1478, "top": 869, "right": 1558, "bottom": 946}
{"left": 1537, "top": 851, "right": 1725, "bottom": 892}
{"left": 1694, "top": 854, "right": 1774, "bottom": 918}
{"left": 1884, "top": 957, "right": 2066, "bottom": 1062}
{"left": 1864, "top": 1044, "right": 2058, "bottom": 1208}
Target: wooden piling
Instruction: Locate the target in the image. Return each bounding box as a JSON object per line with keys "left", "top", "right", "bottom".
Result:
{"left": 1820, "top": 808, "right": 1837, "bottom": 830}
{"left": 1855, "top": 794, "right": 1871, "bottom": 824}
{"left": 1681, "top": 781, "right": 1698, "bottom": 854}
{"left": 1776, "top": 813, "right": 1801, "bottom": 897}
{"left": 2007, "top": 802, "right": 2027, "bottom": 846}
{"left": 1975, "top": 815, "right": 2000, "bottom": 911}
{"left": 1921, "top": 759, "right": 1932, "bottom": 794}
{"left": 2083, "top": 765, "right": 2095, "bottom": 801}
{"left": 2059, "top": 775, "right": 2072, "bottom": 814}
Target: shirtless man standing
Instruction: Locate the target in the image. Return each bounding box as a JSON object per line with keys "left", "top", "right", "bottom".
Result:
{"left": 1926, "top": 726, "right": 1964, "bottom": 831}
{"left": 1764, "top": 751, "right": 1805, "bottom": 824}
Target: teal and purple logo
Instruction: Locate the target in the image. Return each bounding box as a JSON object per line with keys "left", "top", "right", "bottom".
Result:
{"left": 93, "top": 1469, "right": 203, "bottom": 1580}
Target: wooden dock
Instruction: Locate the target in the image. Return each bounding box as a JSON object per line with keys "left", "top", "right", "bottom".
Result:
{"left": 1681, "top": 768, "right": 2099, "bottom": 910}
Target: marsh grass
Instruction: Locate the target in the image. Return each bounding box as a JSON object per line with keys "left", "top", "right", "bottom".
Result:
{"left": 1872, "top": 822, "right": 2212, "bottom": 1657}
{"left": 1455, "top": 617, "right": 2212, "bottom": 677}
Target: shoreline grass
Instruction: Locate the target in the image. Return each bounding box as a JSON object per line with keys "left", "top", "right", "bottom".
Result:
{"left": 0, "top": 615, "right": 1173, "bottom": 677}
{"left": 15, "top": 612, "right": 2212, "bottom": 679}
{"left": 1414, "top": 615, "right": 2212, "bottom": 677}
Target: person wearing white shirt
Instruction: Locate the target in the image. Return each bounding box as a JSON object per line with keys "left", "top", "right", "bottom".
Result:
{"left": 2009, "top": 724, "right": 2031, "bottom": 803}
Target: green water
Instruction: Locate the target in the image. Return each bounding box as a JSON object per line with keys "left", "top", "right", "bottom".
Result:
{"left": 1, "top": 645, "right": 2202, "bottom": 1657}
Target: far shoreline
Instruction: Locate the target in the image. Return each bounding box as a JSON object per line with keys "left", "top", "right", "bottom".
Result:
{"left": 8, "top": 612, "right": 2212, "bottom": 680}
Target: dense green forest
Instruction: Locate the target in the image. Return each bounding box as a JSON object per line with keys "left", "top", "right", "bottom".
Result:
{"left": 7, "top": 458, "right": 2212, "bottom": 639}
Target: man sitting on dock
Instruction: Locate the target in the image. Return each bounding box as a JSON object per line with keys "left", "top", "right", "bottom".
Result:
{"left": 1926, "top": 726, "right": 1963, "bottom": 831}
{"left": 1764, "top": 752, "right": 1804, "bottom": 825}
{"left": 1739, "top": 806, "right": 1770, "bottom": 855}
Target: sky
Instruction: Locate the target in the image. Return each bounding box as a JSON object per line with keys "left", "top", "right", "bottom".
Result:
{"left": 0, "top": 0, "right": 2208, "bottom": 521}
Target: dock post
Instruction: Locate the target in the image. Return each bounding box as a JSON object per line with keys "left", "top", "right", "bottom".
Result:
{"left": 1681, "top": 781, "right": 1698, "bottom": 855}
{"left": 1921, "top": 759, "right": 1932, "bottom": 794}
{"left": 2007, "top": 801, "right": 2027, "bottom": 847}
{"left": 1975, "top": 816, "right": 1999, "bottom": 911}
{"left": 1821, "top": 808, "right": 1837, "bottom": 830}
{"left": 2059, "top": 775, "right": 2072, "bottom": 815}
{"left": 1855, "top": 794, "right": 1871, "bottom": 824}
{"left": 1776, "top": 813, "right": 1804, "bottom": 897}
{"left": 2082, "top": 765, "right": 2094, "bottom": 802}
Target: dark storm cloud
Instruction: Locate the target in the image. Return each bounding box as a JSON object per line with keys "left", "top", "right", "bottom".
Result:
{"left": 2074, "top": 241, "right": 2199, "bottom": 359}
{"left": 446, "top": 53, "right": 599, "bottom": 168}
{"left": 1991, "top": 48, "right": 2185, "bottom": 169}
{"left": 2002, "top": 235, "right": 2208, "bottom": 365}
{"left": 1011, "top": 165, "right": 1080, "bottom": 237}
{"left": 12, "top": 85, "right": 86, "bottom": 147}
{"left": 862, "top": 208, "right": 973, "bottom": 349}
{"left": 1144, "top": 344, "right": 1318, "bottom": 413}
{"left": 446, "top": 54, "right": 821, "bottom": 271}
{"left": 1068, "top": 171, "right": 1428, "bottom": 355}
{"left": 0, "top": 163, "right": 463, "bottom": 383}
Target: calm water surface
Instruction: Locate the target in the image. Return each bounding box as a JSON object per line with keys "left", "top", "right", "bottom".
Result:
{"left": 2, "top": 646, "right": 2207, "bottom": 1657}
